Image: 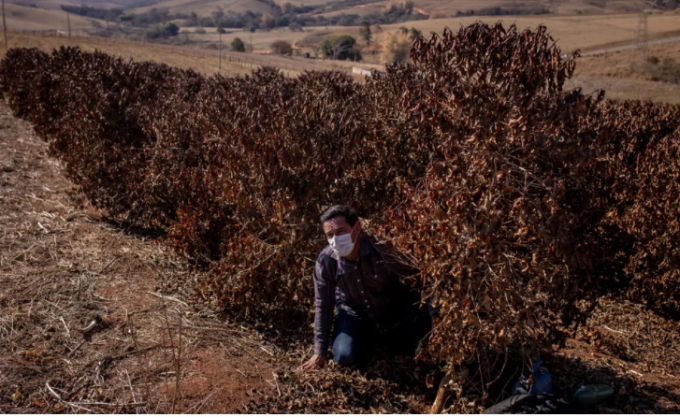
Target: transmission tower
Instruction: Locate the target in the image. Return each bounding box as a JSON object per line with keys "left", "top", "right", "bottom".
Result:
{"left": 635, "top": 0, "right": 655, "bottom": 58}
{"left": 635, "top": 11, "right": 649, "bottom": 57}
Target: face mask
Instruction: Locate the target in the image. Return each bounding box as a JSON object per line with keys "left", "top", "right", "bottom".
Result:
{"left": 328, "top": 227, "right": 357, "bottom": 258}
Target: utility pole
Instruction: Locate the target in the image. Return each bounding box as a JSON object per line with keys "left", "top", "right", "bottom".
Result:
{"left": 250, "top": 33, "right": 253, "bottom": 53}
{"left": 218, "top": 30, "right": 222, "bottom": 71}
{"left": 2, "top": 0, "right": 8, "bottom": 51}
{"left": 66, "top": 11, "right": 71, "bottom": 38}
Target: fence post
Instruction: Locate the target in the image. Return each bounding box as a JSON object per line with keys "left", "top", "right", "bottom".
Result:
{"left": 66, "top": 11, "right": 71, "bottom": 38}
{"left": 218, "top": 31, "right": 222, "bottom": 71}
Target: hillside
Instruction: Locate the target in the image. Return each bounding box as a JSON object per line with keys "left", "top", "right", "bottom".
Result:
{"left": 9, "top": 0, "right": 677, "bottom": 16}
{"left": 6, "top": 0, "right": 119, "bottom": 11}
{"left": 369, "top": 13, "right": 680, "bottom": 53}
{"left": 399, "top": 0, "right": 654, "bottom": 16}
{"left": 0, "top": 3, "right": 101, "bottom": 31}
{"left": 129, "top": 0, "right": 276, "bottom": 15}
{"left": 0, "top": 32, "right": 250, "bottom": 75}
{"left": 9, "top": 0, "right": 170, "bottom": 9}
{"left": 307, "top": 0, "right": 638, "bottom": 19}
{"left": 172, "top": 12, "right": 680, "bottom": 56}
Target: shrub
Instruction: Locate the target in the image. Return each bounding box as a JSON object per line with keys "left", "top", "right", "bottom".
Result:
{"left": 270, "top": 40, "right": 293, "bottom": 55}
{"left": 2, "top": 24, "right": 680, "bottom": 400}
{"left": 147, "top": 23, "right": 179, "bottom": 39}
{"left": 262, "top": 13, "right": 275, "bottom": 28}
{"left": 380, "top": 32, "right": 410, "bottom": 63}
{"left": 194, "top": 28, "right": 206, "bottom": 34}
{"left": 231, "top": 37, "right": 246, "bottom": 52}
{"left": 320, "top": 34, "right": 361, "bottom": 61}
{"left": 359, "top": 21, "right": 372, "bottom": 45}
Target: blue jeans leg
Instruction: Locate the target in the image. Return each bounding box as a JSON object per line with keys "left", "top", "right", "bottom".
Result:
{"left": 332, "top": 312, "right": 362, "bottom": 367}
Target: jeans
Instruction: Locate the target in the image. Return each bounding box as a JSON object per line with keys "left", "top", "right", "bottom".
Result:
{"left": 331, "top": 294, "right": 432, "bottom": 367}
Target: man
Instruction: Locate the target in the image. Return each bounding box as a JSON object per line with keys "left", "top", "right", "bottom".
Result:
{"left": 302, "top": 205, "right": 436, "bottom": 371}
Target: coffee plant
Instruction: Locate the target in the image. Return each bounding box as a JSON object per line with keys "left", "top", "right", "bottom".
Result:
{"left": 2, "top": 23, "right": 679, "bottom": 397}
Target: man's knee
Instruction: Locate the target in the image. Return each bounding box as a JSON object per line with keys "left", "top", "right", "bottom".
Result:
{"left": 333, "top": 333, "right": 358, "bottom": 366}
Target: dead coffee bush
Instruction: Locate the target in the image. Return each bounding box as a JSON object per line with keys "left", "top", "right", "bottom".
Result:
{"left": 2, "top": 23, "right": 680, "bottom": 403}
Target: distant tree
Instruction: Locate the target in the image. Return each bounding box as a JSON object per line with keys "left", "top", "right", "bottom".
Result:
{"left": 281, "top": 1, "right": 294, "bottom": 14}
{"left": 397, "top": 26, "right": 421, "bottom": 40}
{"left": 271, "top": 40, "right": 293, "bottom": 55}
{"left": 187, "top": 12, "right": 199, "bottom": 25}
{"left": 231, "top": 37, "right": 246, "bottom": 52}
{"left": 381, "top": 32, "right": 410, "bottom": 63}
{"left": 147, "top": 22, "right": 180, "bottom": 39}
{"left": 275, "top": 15, "right": 290, "bottom": 27}
{"left": 289, "top": 22, "right": 302, "bottom": 32}
{"left": 199, "top": 17, "right": 215, "bottom": 27}
{"left": 407, "top": 27, "right": 422, "bottom": 40}
{"left": 262, "top": 13, "right": 275, "bottom": 28}
{"left": 404, "top": 0, "right": 415, "bottom": 14}
{"left": 165, "top": 22, "right": 179, "bottom": 36}
{"left": 118, "top": 14, "right": 134, "bottom": 23}
{"left": 359, "top": 21, "right": 372, "bottom": 45}
{"left": 320, "top": 34, "right": 361, "bottom": 61}
{"left": 212, "top": 9, "right": 224, "bottom": 21}
{"left": 336, "top": 14, "right": 359, "bottom": 26}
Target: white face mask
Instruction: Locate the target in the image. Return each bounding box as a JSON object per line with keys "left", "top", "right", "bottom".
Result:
{"left": 328, "top": 227, "right": 357, "bottom": 258}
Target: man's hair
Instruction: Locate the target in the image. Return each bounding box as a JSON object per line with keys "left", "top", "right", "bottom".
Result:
{"left": 320, "top": 205, "right": 359, "bottom": 227}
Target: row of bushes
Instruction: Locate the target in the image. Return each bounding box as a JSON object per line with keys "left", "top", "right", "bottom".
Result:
{"left": 2, "top": 23, "right": 679, "bottom": 395}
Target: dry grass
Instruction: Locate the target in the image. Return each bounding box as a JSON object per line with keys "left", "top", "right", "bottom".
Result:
{"left": 566, "top": 75, "right": 680, "bottom": 103}
{"left": 312, "top": 2, "right": 388, "bottom": 18}
{"left": 0, "top": 100, "right": 276, "bottom": 413}
{"left": 565, "top": 40, "right": 680, "bottom": 104}
{"left": 0, "top": 32, "right": 249, "bottom": 76}
{"left": 4, "top": 15, "right": 680, "bottom": 102}
{"left": 0, "top": 32, "right": 381, "bottom": 80}
{"left": 576, "top": 39, "right": 680, "bottom": 79}
{"left": 186, "top": 26, "right": 318, "bottom": 52}
{"left": 0, "top": 3, "right": 100, "bottom": 31}
{"left": 372, "top": 12, "right": 680, "bottom": 53}
{"left": 194, "top": 12, "right": 680, "bottom": 66}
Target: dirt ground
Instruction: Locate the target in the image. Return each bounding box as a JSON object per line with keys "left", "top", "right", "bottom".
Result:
{"left": 0, "top": 100, "right": 276, "bottom": 413}
{"left": 1, "top": 97, "right": 680, "bottom": 413}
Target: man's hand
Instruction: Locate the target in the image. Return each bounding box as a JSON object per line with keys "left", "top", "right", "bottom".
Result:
{"left": 302, "top": 353, "right": 327, "bottom": 371}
